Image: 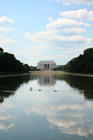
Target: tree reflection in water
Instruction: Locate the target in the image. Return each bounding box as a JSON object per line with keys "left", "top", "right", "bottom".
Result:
{"left": 0, "top": 75, "right": 30, "bottom": 103}
{"left": 1, "top": 74, "right": 93, "bottom": 103}
{"left": 0, "top": 74, "right": 93, "bottom": 139}
{"left": 54, "top": 74, "right": 93, "bottom": 101}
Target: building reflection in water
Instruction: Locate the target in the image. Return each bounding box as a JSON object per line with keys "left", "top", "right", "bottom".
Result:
{"left": 38, "top": 75, "right": 56, "bottom": 86}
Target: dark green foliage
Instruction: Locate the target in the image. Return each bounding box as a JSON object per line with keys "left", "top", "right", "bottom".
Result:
{"left": 0, "top": 48, "right": 30, "bottom": 73}
{"left": 56, "top": 48, "right": 93, "bottom": 74}
{"left": 24, "top": 64, "right": 30, "bottom": 72}
{"left": 30, "top": 66, "right": 38, "bottom": 71}
{"left": 0, "top": 47, "right": 3, "bottom": 54}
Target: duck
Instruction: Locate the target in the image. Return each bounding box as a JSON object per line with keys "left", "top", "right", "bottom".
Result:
{"left": 30, "top": 87, "right": 32, "bottom": 91}
{"left": 38, "top": 89, "right": 41, "bottom": 91}
{"left": 54, "top": 90, "right": 57, "bottom": 92}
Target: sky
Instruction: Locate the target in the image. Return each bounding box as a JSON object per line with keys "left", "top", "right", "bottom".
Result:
{"left": 0, "top": 0, "right": 93, "bottom": 66}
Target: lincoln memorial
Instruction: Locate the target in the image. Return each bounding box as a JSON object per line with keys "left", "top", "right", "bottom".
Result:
{"left": 37, "top": 61, "right": 57, "bottom": 70}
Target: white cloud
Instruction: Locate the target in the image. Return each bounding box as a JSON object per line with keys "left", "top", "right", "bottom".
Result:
{"left": 0, "top": 34, "right": 6, "bottom": 38}
{"left": 0, "top": 34, "right": 18, "bottom": 47}
{"left": 62, "top": 125, "right": 93, "bottom": 137}
{"left": 57, "top": 35, "right": 91, "bottom": 44}
{"left": 84, "top": 23, "right": 91, "bottom": 27}
{"left": 56, "top": 0, "right": 93, "bottom": 5}
{"left": 46, "top": 18, "right": 84, "bottom": 29}
{"left": 0, "top": 16, "right": 14, "bottom": 26}
{"left": 0, "top": 38, "right": 18, "bottom": 46}
{"left": 0, "top": 122, "right": 14, "bottom": 131}
{"left": 24, "top": 14, "right": 92, "bottom": 65}
{"left": 48, "top": 17, "right": 52, "bottom": 22}
{"left": 15, "top": 45, "right": 48, "bottom": 56}
{"left": 64, "top": 46, "right": 91, "bottom": 54}
{"left": 0, "top": 16, "right": 17, "bottom": 49}
{"left": 0, "top": 27, "right": 17, "bottom": 33}
{"left": 63, "top": 28, "right": 86, "bottom": 34}
{"left": 0, "top": 113, "right": 15, "bottom": 131}
{"left": 25, "top": 31, "right": 92, "bottom": 45}
{"left": 25, "top": 17, "right": 92, "bottom": 46}
{"left": 60, "top": 9, "right": 93, "bottom": 21}
{"left": 25, "top": 92, "right": 93, "bottom": 137}
{"left": 1, "top": 102, "right": 18, "bottom": 110}
{"left": 0, "top": 114, "right": 12, "bottom": 121}
{"left": 43, "top": 54, "right": 65, "bottom": 59}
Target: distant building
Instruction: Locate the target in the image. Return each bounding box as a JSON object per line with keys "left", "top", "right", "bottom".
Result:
{"left": 37, "top": 60, "right": 57, "bottom": 70}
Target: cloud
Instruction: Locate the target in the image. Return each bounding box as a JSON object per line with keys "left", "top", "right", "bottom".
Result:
{"left": 0, "top": 16, "right": 14, "bottom": 26}
{"left": 25, "top": 18, "right": 88, "bottom": 40}
{"left": 64, "top": 46, "right": 91, "bottom": 54}
{"left": 25, "top": 104, "right": 87, "bottom": 130}
{"left": 25, "top": 89, "right": 93, "bottom": 137}
{"left": 24, "top": 13, "right": 92, "bottom": 65}
{"left": 0, "top": 27, "right": 17, "bottom": 33}
{"left": 48, "top": 17, "right": 52, "bottom": 22}
{"left": 0, "top": 16, "right": 17, "bottom": 49}
{"left": 0, "top": 100, "right": 18, "bottom": 132}
{"left": 62, "top": 125, "right": 93, "bottom": 137}
{"left": 0, "top": 38, "right": 18, "bottom": 46}
{"left": 84, "top": 23, "right": 91, "bottom": 27}
{"left": 46, "top": 18, "right": 84, "bottom": 29}
{"left": 56, "top": 0, "right": 93, "bottom": 5}
{"left": 15, "top": 44, "right": 48, "bottom": 56}
{"left": 0, "top": 34, "right": 17, "bottom": 47}
{"left": 0, "top": 122, "right": 14, "bottom": 131}
{"left": 0, "top": 114, "right": 12, "bottom": 121}
{"left": 25, "top": 31, "right": 92, "bottom": 45}
{"left": 0, "top": 34, "right": 6, "bottom": 38}
{"left": 60, "top": 9, "right": 93, "bottom": 21}
{"left": 0, "top": 113, "right": 14, "bottom": 132}
{"left": 1, "top": 102, "right": 18, "bottom": 110}
{"left": 25, "top": 17, "right": 92, "bottom": 46}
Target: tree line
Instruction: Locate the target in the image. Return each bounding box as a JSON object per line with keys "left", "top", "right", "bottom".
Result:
{"left": 0, "top": 47, "right": 30, "bottom": 74}
{"left": 54, "top": 48, "right": 93, "bottom": 74}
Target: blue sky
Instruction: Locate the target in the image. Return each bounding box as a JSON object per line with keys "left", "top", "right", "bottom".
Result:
{"left": 0, "top": 0, "right": 93, "bottom": 66}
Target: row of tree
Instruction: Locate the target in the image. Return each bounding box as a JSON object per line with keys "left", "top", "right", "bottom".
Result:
{"left": 0, "top": 47, "right": 30, "bottom": 73}
{"left": 54, "top": 48, "right": 93, "bottom": 74}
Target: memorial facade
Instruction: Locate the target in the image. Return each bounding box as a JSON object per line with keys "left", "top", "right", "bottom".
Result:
{"left": 37, "top": 61, "right": 56, "bottom": 70}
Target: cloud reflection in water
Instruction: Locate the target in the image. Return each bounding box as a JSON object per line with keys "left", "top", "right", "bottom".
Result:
{"left": 25, "top": 80, "right": 93, "bottom": 137}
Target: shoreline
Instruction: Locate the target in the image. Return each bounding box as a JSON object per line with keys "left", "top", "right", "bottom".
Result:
{"left": 54, "top": 71, "right": 93, "bottom": 77}
{"left": 30, "top": 70, "right": 93, "bottom": 78}
{"left": 63, "top": 73, "right": 93, "bottom": 77}
{"left": 0, "top": 73, "right": 29, "bottom": 78}
{"left": 0, "top": 71, "right": 93, "bottom": 78}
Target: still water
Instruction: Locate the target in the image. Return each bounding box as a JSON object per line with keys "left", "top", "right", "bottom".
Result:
{"left": 0, "top": 74, "right": 93, "bottom": 140}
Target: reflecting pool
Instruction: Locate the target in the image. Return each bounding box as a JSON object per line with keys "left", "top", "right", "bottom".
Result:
{"left": 0, "top": 74, "right": 93, "bottom": 140}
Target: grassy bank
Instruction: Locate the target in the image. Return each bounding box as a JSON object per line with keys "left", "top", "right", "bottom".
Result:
{"left": 29, "top": 71, "right": 40, "bottom": 75}
{"left": 0, "top": 73, "right": 29, "bottom": 78}
{"left": 54, "top": 71, "right": 93, "bottom": 77}
{"left": 1, "top": 71, "right": 92, "bottom": 78}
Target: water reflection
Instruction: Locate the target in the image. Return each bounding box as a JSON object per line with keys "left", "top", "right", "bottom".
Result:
{"left": 55, "top": 74, "right": 93, "bottom": 100}
{"left": 0, "top": 113, "right": 14, "bottom": 132}
{"left": 0, "top": 76, "right": 31, "bottom": 132}
{"left": 25, "top": 92, "right": 93, "bottom": 137}
{"left": 0, "top": 74, "right": 93, "bottom": 139}
{"left": 25, "top": 74, "right": 93, "bottom": 139}
{"left": 38, "top": 75, "right": 56, "bottom": 86}
{"left": 0, "top": 76, "right": 30, "bottom": 103}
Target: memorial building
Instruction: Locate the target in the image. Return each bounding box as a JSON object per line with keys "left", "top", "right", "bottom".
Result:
{"left": 37, "top": 61, "right": 56, "bottom": 70}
